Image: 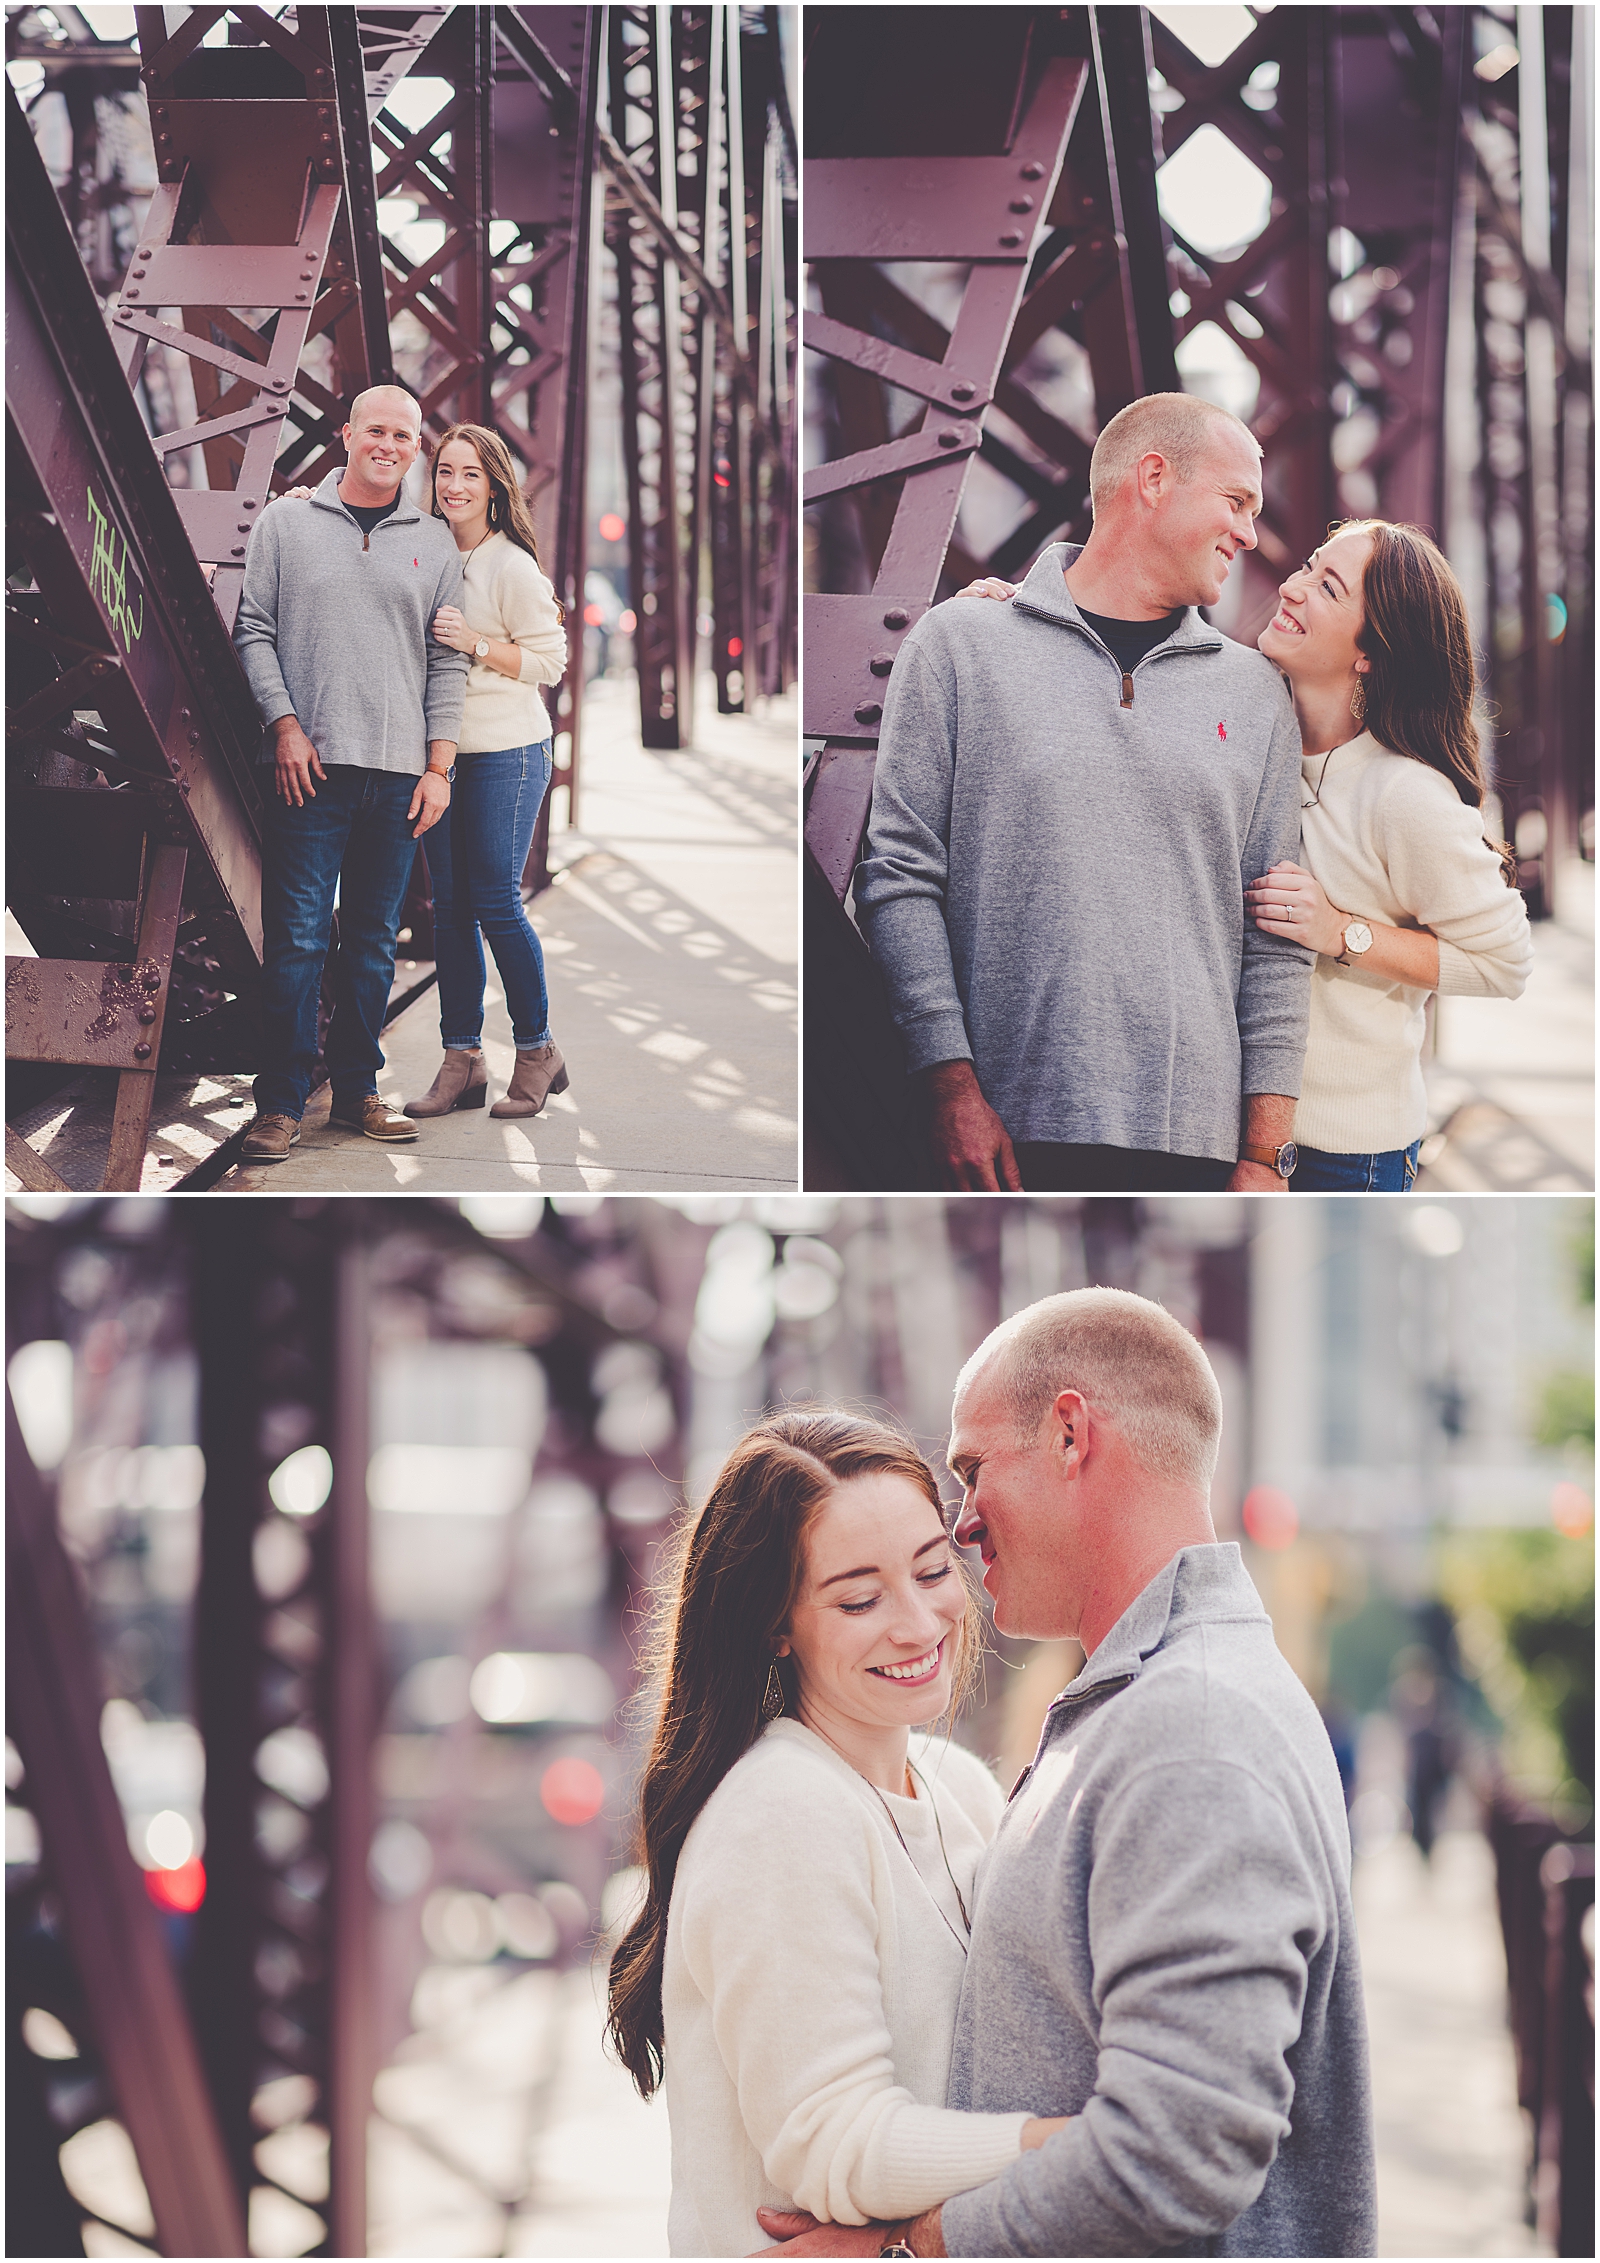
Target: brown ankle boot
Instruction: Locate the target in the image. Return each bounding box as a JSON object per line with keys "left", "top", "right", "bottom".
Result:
{"left": 404, "top": 1049, "right": 487, "bottom": 1118}
{"left": 490, "top": 1040, "right": 569, "bottom": 1118}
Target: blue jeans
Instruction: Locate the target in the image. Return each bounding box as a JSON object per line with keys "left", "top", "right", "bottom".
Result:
{"left": 1291, "top": 1140, "right": 1421, "bottom": 1192}
{"left": 254, "top": 766, "right": 421, "bottom": 1119}
{"left": 428, "top": 741, "right": 553, "bottom": 1051}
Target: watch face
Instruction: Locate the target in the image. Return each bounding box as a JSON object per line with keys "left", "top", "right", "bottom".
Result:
{"left": 1344, "top": 920, "right": 1373, "bottom": 952}
{"left": 1278, "top": 1142, "right": 1298, "bottom": 1177}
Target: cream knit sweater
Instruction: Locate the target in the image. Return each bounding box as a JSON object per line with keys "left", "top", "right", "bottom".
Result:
{"left": 1294, "top": 733, "right": 1532, "bottom": 1153}
{"left": 662, "top": 1719, "right": 1031, "bottom": 2257}
{"left": 453, "top": 530, "right": 567, "bottom": 753}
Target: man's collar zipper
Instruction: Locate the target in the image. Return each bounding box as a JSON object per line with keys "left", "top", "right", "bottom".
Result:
{"left": 1005, "top": 1671, "right": 1138, "bottom": 1802}
{"left": 1007, "top": 605, "right": 1222, "bottom": 707}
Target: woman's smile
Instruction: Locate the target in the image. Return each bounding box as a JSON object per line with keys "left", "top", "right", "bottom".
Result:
{"left": 867, "top": 1640, "right": 944, "bottom": 1685}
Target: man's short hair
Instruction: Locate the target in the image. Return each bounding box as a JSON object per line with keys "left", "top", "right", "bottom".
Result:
{"left": 346, "top": 383, "right": 423, "bottom": 434}
{"left": 1088, "top": 392, "right": 1258, "bottom": 515}
{"left": 957, "top": 1288, "right": 1223, "bottom": 1489}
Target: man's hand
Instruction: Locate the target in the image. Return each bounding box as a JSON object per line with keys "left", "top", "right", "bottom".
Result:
{"left": 273, "top": 715, "right": 326, "bottom": 806}
{"left": 753, "top": 2208, "right": 944, "bottom": 2258}
{"left": 408, "top": 769, "right": 451, "bottom": 839}
{"left": 923, "top": 1060, "right": 1021, "bottom": 1192}
{"left": 751, "top": 2212, "right": 879, "bottom": 2256}
{"left": 1227, "top": 1160, "right": 1284, "bottom": 1193}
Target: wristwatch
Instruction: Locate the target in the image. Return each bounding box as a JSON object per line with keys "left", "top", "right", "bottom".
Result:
{"left": 473, "top": 636, "right": 491, "bottom": 660}
{"left": 1239, "top": 1140, "right": 1298, "bottom": 1179}
{"left": 1335, "top": 916, "right": 1373, "bottom": 966}
{"left": 878, "top": 2245, "right": 915, "bottom": 2259}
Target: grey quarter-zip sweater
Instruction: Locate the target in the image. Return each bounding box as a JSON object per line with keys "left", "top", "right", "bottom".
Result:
{"left": 232, "top": 471, "right": 468, "bottom": 773}
{"left": 855, "top": 545, "right": 1312, "bottom": 1162}
{"left": 941, "top": 1544, "right": 1376, "bottom": 2258}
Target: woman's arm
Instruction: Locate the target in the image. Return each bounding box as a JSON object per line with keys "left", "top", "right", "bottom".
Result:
{"left": 1246, "top": 862, "right": 1440, "bottom": 987}
{"left": 678, "top": 1770, "right": 1034, "bottom": 2227}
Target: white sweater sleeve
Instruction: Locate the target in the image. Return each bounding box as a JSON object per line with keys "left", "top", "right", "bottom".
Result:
{"left": 497, "top": 549, "right": 567, "bottom": 686}
{"left": 1377, "top": 763, "right": 1533, "bottom": 999}
{"left": 675, "top": 1764, "right": 1030, "bottom": 2223}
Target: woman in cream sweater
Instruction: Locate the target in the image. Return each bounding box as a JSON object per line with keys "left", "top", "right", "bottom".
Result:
{"left": 605, "top": 1411, "right": 1064, "bottom": 2257}
{"left": 405, "top": 423, "right": 571, "bottom": 1120}
{"left": 1247, "top": 519, "right": 1531, "bottom": 1190}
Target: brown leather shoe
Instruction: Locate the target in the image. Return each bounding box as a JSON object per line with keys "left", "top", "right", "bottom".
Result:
{"left": 404, "top": 1048, "right": 487, "bottom": 1118}
{"left": 241, "top": 1112, "right": 301, "bottom": 1162}
{"left": 489, "top": 1040, "right": 569, "bottom": 1118}
{"left": 329, "top": 1094, "right": 419, "bottom": 1142}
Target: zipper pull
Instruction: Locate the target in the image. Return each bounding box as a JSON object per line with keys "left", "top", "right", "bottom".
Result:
{"left": 1120, "top": 672, "right": 1134, "bottom": 709}
{"left": 362, "top": 532, "right": 370, "bottom": 553}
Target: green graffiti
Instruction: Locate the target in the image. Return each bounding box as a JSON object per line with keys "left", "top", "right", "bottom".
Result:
{"left": 86, "top": 485, "right": 144, "bottom": 651}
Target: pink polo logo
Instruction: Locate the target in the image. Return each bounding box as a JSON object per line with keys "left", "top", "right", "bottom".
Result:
{"left": 1217, "top": 722, "right": 1228, "bottom": 741}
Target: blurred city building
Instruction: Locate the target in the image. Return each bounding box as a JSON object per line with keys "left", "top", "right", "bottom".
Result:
{"left": 6, "top": 1191, "right": 1593, "bottom": 2255}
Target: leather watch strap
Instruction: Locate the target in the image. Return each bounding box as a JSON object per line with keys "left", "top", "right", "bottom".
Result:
{"left": 1239, "top": 1142, "right": 1286, "bottom": 1171}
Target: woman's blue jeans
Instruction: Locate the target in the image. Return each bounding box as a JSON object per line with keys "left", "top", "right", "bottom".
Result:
{"left": 427, "top": 741, "right": 553, "bottom": 1052}
{"left": 1291, "top": 1140, "right": 1421, "bottom": 1192}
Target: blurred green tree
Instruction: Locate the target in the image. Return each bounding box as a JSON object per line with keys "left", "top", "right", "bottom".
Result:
{"left": 1438, "top": 1210, "right": 1594, "bottom": 1822}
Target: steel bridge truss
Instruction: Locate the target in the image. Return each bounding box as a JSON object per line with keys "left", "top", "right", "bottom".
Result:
{"left": 604, "top": 2, "right": 795, "bottom": 747}
{"left": 5, "top": 1199, "right": 695, "bottom": 2258}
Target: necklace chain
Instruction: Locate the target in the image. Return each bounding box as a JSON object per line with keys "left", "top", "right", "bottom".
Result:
{"left": 801, "top": 1720, "right": 974, "bottom": 1955}
{"left": 864, "top": 1760, "right": 972, "bottom": 1957}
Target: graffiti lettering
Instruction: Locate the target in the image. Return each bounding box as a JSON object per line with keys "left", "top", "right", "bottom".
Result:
{"left": 86, "top": 485, "right": 144, "bottom": 652}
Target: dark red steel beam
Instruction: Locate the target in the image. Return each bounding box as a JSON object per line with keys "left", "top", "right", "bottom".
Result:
{"left": 6, "top": 1386, "right": 246, "bottom": 2259}
{"left": 490, "top": 4, "right": 602, "bottom": 886}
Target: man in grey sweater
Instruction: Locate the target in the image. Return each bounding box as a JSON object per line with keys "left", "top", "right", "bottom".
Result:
{"left": 233, "top": 384, "right": 468, "bottom": 1158}
{"left": 759, "top": 1289, "right": 1376, "bottom": 2259}
{"left": 856, "top": 394, "right": 1312, "bottom": 1193}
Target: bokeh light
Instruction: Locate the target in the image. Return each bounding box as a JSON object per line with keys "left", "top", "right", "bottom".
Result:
{"left": 1242, "top": 1485, "right": 1300, "bottom": 1551}
{"left": 539, "top": 1755, "right": 605, "bottom": 1826}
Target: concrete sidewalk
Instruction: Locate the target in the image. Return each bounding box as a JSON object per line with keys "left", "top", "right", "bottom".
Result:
{"left": 210, "top": 674, "right": 798, "bottom": 1195}
{"left": 1419, "top": 858, "right": 1593, "bottom": 1191}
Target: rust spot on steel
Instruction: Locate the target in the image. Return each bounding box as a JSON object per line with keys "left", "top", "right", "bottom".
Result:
{"left": 87, "top": 962, "right": 145, "bottom": 1045}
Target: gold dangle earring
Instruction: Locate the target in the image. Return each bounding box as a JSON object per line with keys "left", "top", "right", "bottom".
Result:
{"left": 761, "top": 1660, "right": 785, "bottom": 1720}
{"left": 1349, "top": 673, "right": 1367, "bottom": 727}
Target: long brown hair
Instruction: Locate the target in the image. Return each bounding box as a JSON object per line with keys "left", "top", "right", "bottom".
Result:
{"left": 428, "top": 421, "right": 550, "bottom": 579}
{"left": 604, "top": 1409, "right": 980, "bottom": 2099}
{"left": 1342, "top": 519, "right": 1516, "bottom": 881}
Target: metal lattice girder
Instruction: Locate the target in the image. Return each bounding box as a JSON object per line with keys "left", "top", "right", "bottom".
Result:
{"left": 7, "top": 1387, "right": 247, "bottom": 2259}
{"left": 123, "top": 4, "right": 396, "bottom": 628}
{"left": 1458, "top": 4, "right": 1591, "bottom": 914}
{"left": 1324, "top": 8, "right": 1466, "bottom": 535}
{"left": 368, "top": 3, "right": 494, "bottom": 429}
{"left": 607, "top": 3, "right": 702, "bottom": 747}
{"left": 6, "top": 86, "right": 269, "bottom": 1182}
{"left": 1148, "top": 7, "right": 1338, "bottom": 619}
{"left": 602, "top": 5, "right": 796, "bottom": 749}
{"left": 488, "top": 3, "right": 603, "bottom": 880}
{"left": 184, "top": 1208, "right": 375, "bottom": 2258}
{"left": 802, "top": 40, "right": 1089, "bottom": 874}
